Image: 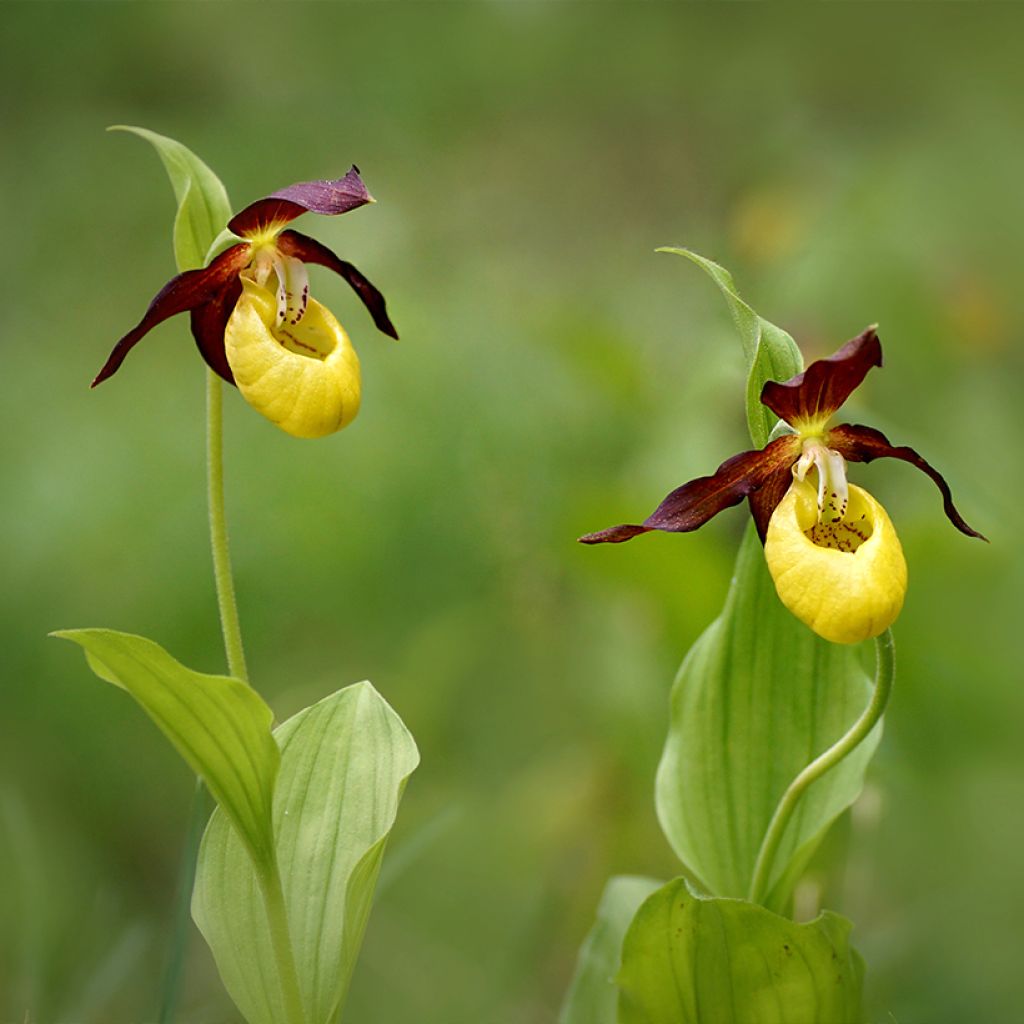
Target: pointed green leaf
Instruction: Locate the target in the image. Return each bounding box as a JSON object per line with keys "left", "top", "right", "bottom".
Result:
{"left": 53, "top": 629, "right": 278, "bottom": 871}
{"left": 559, "top": 876, "right": 662, "bottom": 1024}
{"left": 192, "top": 681, "right": 419, "bottom": 1024}
{"left": 109, "top": 125, "right": 232, "bottom": 272}
{"left": 617, "top": 878, "right": 864, "bottom": 1024}
{"left": 655, "top": 526, "right": 881, "bottom": 911}
{"left": 657, "top": 249, "right": 803, "bottom": 448}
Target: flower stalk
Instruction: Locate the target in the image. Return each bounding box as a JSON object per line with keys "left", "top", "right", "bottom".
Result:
{"left": 207, "top": 371, "right": 248, "bottom": 683}
{"left": 747, "top": 627, "right": 896, "bottom": 906}
{"left": 158, "top": 370, "right": 248, "bottom": 1022}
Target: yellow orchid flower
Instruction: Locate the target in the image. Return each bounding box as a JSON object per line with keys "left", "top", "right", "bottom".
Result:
{"left": 94, "top": 168, "right": 397, "bottom": 438}
{"left": 581, "top": 329, "right": 985, "bottom": 643}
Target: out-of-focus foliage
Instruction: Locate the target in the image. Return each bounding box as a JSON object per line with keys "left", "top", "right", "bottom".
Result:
{"left": 1, "top": 5, "right": 1021, "bottom": 1023}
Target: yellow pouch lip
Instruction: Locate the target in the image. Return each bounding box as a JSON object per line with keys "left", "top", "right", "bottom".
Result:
{"left": 225, "top": 278, "right": 361, "bottom": 439}
{"left": 765, "top": 478, "right": 907, "bottom": 644}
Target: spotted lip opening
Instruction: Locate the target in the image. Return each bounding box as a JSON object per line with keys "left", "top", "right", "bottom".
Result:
{"left": 803, "top": 480, "right": 875, "bottom": 553}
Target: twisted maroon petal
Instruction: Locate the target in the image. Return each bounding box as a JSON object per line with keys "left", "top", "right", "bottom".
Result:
{"left": 228, "top": 167, "right": 373, "bottom": 237}
{"left": 93, "top": 243, "right": 252, "bottom": 387}
{"left": 829, "top": 422, "right": 986, "bottom": 540}
{"left": 277, "top": 230, "right": 398, "bottom": 339}
{"left": 748, "top": 463, "right": 796, "bottom": 541}
{"left": 579, "top": 434, "right": 801, "bottom": 544}
{"left": 761, "top": 327, "right": 882, "bottom": 427}
{"left": 189, "top": 274, "right": 242, "bottom": 384}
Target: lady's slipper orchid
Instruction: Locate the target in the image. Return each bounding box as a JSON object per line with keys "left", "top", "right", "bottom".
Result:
{"left": 94, "top": 167, "right": 397, "bottom": 438}
{"left": 580, "top": 328, "right": 985, "bottom": 643}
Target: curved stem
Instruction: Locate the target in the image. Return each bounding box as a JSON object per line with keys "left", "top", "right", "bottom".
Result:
{"left": 747, "top": 628, "right": 895, "bottom": 906}
{"left": 207, "top": 370, "right": 248, "bottom": 683}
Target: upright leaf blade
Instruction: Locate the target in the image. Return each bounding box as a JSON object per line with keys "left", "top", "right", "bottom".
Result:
{"left": 109, "top": 125, "right": 232, "bottom": 271}
{"left": 654, "top": 526, "right": 881, "bottom": 909}
{"left": 559, "top": 876, "right": 662, "bottom": 1024}
{"left": 617, "top": 878, "right": 864, "bottom": 1024}
{"left": 53, "top": 629, "right": 278, "bottom": 872}
{"left": 657, "top": 248, "right": 802, "bottom": 447}
{"left": 193, "top": 681, "right": 419, "bottom": 1024}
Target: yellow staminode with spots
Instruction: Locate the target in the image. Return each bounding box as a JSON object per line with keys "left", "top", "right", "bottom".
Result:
{"left": 765, "top": 476, "right": 907, "bottom": 645}
{"left": 225, "top": 278, "right": 361, "bottom": 439}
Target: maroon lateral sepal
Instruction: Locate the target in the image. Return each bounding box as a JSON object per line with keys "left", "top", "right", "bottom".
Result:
{"left": 748, "top": 463, "right": 796, "bottom": 541}
{"left": 92, "top": 243, "right": 252, "bottom": 387}
{"left": 579, "top": 434, "right": 801, "bottom": 545}
{"left": 190, "top": 274, "right": 242, "bottom": 384}
{"left": 761, "top": 327, "right": 882, "bottom": 427}
{"left": 278, "top": 230, "right": 398, "bottom": 339}
{"left": 228, "top": 167, "right": 373, "bottom": 237}
{"left": 828, "top": 422, "right": 987, "bottom": 541}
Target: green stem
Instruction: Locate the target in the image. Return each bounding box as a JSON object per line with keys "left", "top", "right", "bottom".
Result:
{"left": 156, "top": 372, "right": 251, "bottom": 1022}
{"left": 747, "top": 628, "right": 895, "bottom": 906}
{"left": 207, "top": 373, "right": 303, "bottom": 1017}
{"left": 206, "top": 371, "right": 249, "bottom": 683}
{"left": 260, "top": 863, "right": 308, "bottom": 1024}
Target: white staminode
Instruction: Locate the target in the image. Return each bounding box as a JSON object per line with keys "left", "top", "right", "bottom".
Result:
{"left": 794, "top": 439, "right": 849, "bottom": 526}
{"left": 249, "top": 248, "right": 310, "bottom": 330}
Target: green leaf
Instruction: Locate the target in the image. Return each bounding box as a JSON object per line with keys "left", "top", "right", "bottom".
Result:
{"left": 559, "top": 876, "right": 662, "bottom": 1024}
{"left": 617, "top": 878, "right": 864, "bottom": 1024}
{"left": 109, "top": 125, "right": 232, "bottom": 272}
{"left": 657, "top": 248, "right": 803, "bottom": 448}
{"left": 52, "top": 629, "right": 278, "bottom": 872}
{"left": 654, "top": 526, "right": 881, "bottom": 911}
{"left": 192, "top": 681, "right": 419, "bottom": 1024}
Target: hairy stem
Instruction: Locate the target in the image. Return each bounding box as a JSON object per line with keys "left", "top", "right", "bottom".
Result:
{"left": 747, "top": 628, "right": 895, "bottom": 906}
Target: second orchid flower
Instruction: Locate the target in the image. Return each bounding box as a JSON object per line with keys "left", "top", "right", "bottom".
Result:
{"left": 581, "top": 329, "right": 985, "bottom": 644}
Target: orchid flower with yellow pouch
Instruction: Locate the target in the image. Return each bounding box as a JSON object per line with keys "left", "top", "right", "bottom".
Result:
{"left": 95, "top": 167, "right": 397, "bottom": 438}
{"left": 581, "top": 328, "right": 985, "bottom": 643}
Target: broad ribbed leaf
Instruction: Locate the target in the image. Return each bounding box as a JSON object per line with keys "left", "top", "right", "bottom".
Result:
{"left": 53, "top": 629, "right": 278, "bottom": 871}
{"left": 110, "top": 125, "right": 232, "bottom": 272}
{"left": 617, "top": 878, "right": 864, "bottom": 1024}
{"left": 193, "top": 681, "right": 418, "bottom": 1024}
{"left": 559, "top": 876, "right": 662, "bottom": 1024}
{"left": 655, "top": 526, "right": 881, "bottom": 910}
{"left": 657, "top": 248, "right": 802, "bottom": 447}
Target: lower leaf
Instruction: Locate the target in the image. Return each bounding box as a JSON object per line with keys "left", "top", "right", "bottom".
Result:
{"left": 192, "top": 681, "right": 419, "bottom": 1024}
{"left": 617, "top": 878, "right": 864, "bottom": 1024}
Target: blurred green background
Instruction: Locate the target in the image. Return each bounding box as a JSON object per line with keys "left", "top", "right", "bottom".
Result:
{"left": 3, "top": 4, "right": 1022, "bottom": 1022}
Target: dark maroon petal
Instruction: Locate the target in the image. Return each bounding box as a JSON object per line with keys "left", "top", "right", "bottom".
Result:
{"left": 829, "top": 422, "right": 987, "bottom": 540}
{"left": 93, "top": 243, "right": 251, "bottom": 387}
{"left": 579, "top": 434, "right": 801, "bottom": 545}
{"left": 760, "top": 327, "right": 882, "bottom": 427}
{"left": 189, "top": 274, "right": 242, "bottom": 384}
{"left": 748, "top": 463, "right": 796, "bottom": 541}
{"left": 277, "top": 230, "right": 398, "bottom": 339}
{"left": 228, "top": 167, "right": 372, "bottom": 237}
